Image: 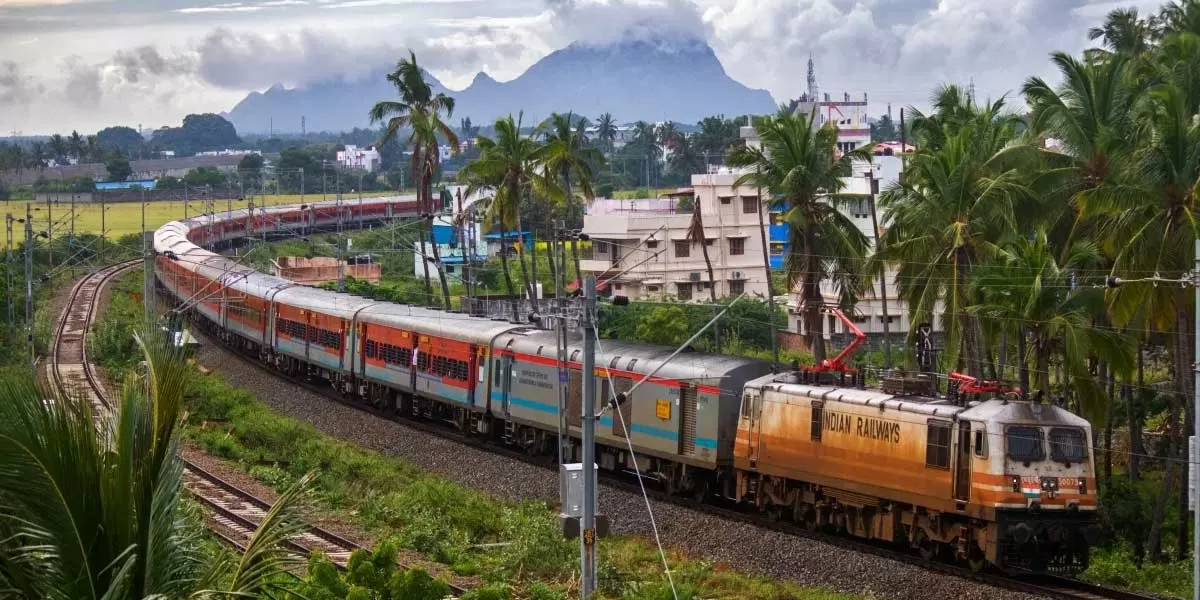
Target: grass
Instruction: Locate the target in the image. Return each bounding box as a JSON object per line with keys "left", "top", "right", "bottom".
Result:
{"left": 1081, "top": 546, "right": 1191, "bottom": 598}
{"left": 7, "top": 192, "right": 396, "bottom": 240}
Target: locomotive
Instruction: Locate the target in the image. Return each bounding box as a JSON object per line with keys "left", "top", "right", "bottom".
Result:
{"left": 152, "top": 198, "right": 1100, "bottom": 573}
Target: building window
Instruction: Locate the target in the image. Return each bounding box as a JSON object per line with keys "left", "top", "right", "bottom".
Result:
{"left": 445, "top": 266, "right": 455, "bottom": 274}
{"left": 705, "top": 238, "right": 714, "bottom": 246}
{"left": 595, "top": 241, "right": 608, "bottom": 254}
{"left": 741, "top": 196, "right": 759, "bottom": 214}
{"left": 614, "top": 283, "right": 623, "bottom": 290}
{"left": 772, "top": 213, "right": 785, "bottom": 225}
{"left": 729, "top": 279, "right": 745, "bottom": 294}
{"left": 729, "top": 237, "right": 745, "bottom": 255}
{"left": 719, "top": 196, "right": 733, "bottom": 205}
{"left": 769, "top": 242, "right": 784, "bottom": 255}
{"left": 676, "top": 282, "right": 692, "bottom": 300}
{"left": 647, "top": 285, "right": 661, "bottom": 293}
{"left": 646, "top": 240, "right": 659, "bottom": 249}
{"left": 674, "top": 240, "right": 690, "bottom": 258}
{"left": 699, "top": 281, "right": 711, "bottom": 290}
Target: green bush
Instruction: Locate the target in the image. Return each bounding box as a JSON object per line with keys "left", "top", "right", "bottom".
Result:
{"left": 1082, "top": 545, "right": 1191, "bottom": 598}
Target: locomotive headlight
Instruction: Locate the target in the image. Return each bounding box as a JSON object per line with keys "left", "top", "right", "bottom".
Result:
{"left": 1079, "top": 477, "right": 1087, "bottom": 495}
{"left": 1011, "top": 475, "right": 1020, "bottom": 492}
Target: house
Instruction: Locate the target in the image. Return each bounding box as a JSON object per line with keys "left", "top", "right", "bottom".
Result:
{"left": 580, "top": 168, "right": 773, "bottom": 301}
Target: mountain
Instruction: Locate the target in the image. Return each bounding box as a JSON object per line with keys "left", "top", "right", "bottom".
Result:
{"left": 224, "top": 37, "right": 777, "bottom": 135}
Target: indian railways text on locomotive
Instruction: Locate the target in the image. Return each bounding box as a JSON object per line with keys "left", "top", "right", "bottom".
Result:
{"left": 823, "top": 410, "right": 901, "bottom": 444}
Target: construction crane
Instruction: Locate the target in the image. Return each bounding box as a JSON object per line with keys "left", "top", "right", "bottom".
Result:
{"left": 799, "top": 307, "right": 866, "bottom": 386}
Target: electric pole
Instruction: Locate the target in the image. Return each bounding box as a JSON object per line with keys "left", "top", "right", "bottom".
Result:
{"left": 5, "top": 214, "right": 12, "bottom": 346}
{"left": 24, "top": 203, "right": 33, "bottom": 370}
{"left": 580, "top": 274, "right": 598, "bottom": 599}
{"left": 142, "top": 191, "right": 151, "bottom": 324}
{"left": 555, "top": 221, "right": 569, "bottom": 486}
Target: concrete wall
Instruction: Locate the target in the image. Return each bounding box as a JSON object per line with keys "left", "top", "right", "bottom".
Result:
{"left": 271, "top": 256, "right": 382, "bottom": 286}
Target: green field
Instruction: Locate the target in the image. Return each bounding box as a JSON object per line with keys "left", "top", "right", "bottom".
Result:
{"left": 2, "top": 193, "right": 396, "bottom": 240}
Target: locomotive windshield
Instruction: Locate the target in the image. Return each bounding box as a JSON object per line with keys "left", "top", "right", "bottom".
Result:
{"left": 1006, "top": 426, "right": 1045, "bottom": 462}
{"left": 1049, "top": 427, "right": 1087, "bottom": 463}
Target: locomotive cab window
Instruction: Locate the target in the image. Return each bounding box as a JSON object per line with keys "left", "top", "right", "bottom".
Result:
{"left": 1049, "top": 427, "right": 1087, "bottom": 464}
{"left": 973, "top": 427, "right": 987, "bottom": 458}
{"left": 1006, "top": 426, "right": 1046, "bottom": 463}
{"left": 925, "top": 420, "right": 951, "bottom": 469}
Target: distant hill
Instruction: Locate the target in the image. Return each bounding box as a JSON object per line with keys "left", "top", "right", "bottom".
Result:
{"left": 224, "top": 37, "right": 777, "bottom": 134}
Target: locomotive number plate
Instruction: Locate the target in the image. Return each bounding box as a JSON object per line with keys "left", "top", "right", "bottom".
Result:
{"left": 656, "top": 399, "right": 671, "bottom": 420}
{"left": 1059, "top": 477, "right": 1079, "bottom": 489}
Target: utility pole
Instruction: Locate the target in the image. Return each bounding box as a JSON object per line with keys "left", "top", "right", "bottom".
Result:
{"left": 142, "top": 190, "right": 151, "bottom": 324}
{"left": 580, "top": 274, "right": 598, "bottom": 599}
{"left": 5, "top": 214, "right": 12, "bottom": 346}
{"left": 45, "top": 192, "right": 51, "bottom": 270}
{"left": 337, "top": 237, "right": 345, "bottom": 292}
{"left": 23, "top": 204, "right": 33, "bottom": 370}
{"left": 867, "top": 168, "right": 892, "bottom": 369}
{"left": 555, "top": 221, "right": 569, "bottom": 481}
{"left": 1193, "top": 238, "right": 1199, "bottom": 600}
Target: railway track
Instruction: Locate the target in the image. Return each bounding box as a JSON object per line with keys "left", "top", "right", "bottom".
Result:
{"left": 182, "top": 299, "right": 1167, "bottom": 600}
{"left": 49, "top": 261, "right": 468, "bottom": 596}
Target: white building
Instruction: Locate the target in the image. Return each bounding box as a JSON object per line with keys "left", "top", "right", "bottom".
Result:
{"left": 580, "top": 168, "right": 773, "bottom": 301}
{"left": 336, "top": 145, "right": 382, "bottom": 172}
{"left": 411, "top": 185, "right": 489, "bottom": 283}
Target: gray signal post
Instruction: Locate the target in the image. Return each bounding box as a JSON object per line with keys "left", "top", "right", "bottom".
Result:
{"left": 23, "top": 204, "right": 33, "bottom": 370}
{"left": 580, "top": 274, "right": 598, "bottom": 598}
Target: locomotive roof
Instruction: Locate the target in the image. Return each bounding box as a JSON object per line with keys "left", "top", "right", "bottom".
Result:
{"left": 958, "top": 399, "right": 1090, "bottom": 427}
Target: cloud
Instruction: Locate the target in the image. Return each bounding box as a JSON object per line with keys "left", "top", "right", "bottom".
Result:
{"left": 543, "top": 0, "right": 707, "bottom": 46}
{"left": 176, "top": 3, "right": 268, "bottom": 14}
{"left": 0, "top": 60, "right": 42, "bottom": 106}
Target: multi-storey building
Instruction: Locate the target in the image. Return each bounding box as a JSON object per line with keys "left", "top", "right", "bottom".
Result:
{"left": 580, "top": 168, "right": 773, "bottom": 301}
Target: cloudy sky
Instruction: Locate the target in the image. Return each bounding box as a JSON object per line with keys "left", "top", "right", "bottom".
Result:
{"left": 0, "top": 0, "right": 1161, "bottom": 135}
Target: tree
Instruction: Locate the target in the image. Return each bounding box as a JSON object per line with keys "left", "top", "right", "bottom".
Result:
{"left": 870, "top": 113, "right": 899, "bottom": 141}
{"left": 460, "top": 113, "right": 557, "bottom": 318}
{"left": 693, "top": 116, "right": 740, "bottom": 163}
{"left": 635, "top": 305, "right": 689, "bottom": 346}
{"left": 96, "top": 126, "right": 144, "bottom": 157}
{"left": 594, "top": 113, "right": 617, "bottom": 154}
{"left": 238, "top": 152, "right": 265, "bottom": 189}
{"left": 667, "top": 134, "right": 704, "bottom": 180}
{"left": 542, "top": 112, "right": 604, "bottom": 285}
{"left": 67, "top": 130, "right": 84, "bottom": 162}
{"left": 370, "top": 50, "right": 459, "bottom": 309}
{"left": 0, "top": 332, "right": 312, "bottom": 599}
{"left": 151, "top": 113, "right": 244, "bottom": 156}
{"left": 47, "top": 134, "right": 68, "bottom": 165}
{"left": 875, "top": 87, "right": 1025, "bottom": 376}
{"left": 728, "top": 110, "right": 873, "bottom": 362}
{"left": 686, "top": 197, "right": 719, "bottom": 350}
{"left": 105, "top": 153, "right": 133, "bottom": 182}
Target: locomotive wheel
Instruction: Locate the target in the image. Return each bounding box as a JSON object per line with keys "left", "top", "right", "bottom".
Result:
{"left": 691, "top": 478, "right": 710, "bottom": 503}
{"left": 967, "top": 546, "right": 987, "bottom": 572}
{"left": 915, "top": 531, "right": 937, "bottom": 562}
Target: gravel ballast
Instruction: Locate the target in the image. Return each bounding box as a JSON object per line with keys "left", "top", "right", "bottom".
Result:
{"left": 194, "top": 340, "right": 1046, "bottom": 600}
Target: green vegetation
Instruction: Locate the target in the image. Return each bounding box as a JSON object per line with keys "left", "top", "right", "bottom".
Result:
{"left": 0, "top": 330, "right": 313, "bottom": 599}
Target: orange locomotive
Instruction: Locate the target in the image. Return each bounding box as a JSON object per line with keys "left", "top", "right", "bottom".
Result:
{"left": 733, "top": 372, "right": 1100, "bottom": 573}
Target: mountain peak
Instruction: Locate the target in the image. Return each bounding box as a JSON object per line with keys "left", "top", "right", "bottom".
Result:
{"left": 225, "top": 37, "right": 775, "bottom": 134}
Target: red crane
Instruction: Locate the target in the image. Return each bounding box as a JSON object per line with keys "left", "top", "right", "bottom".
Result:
{"left": 803, "top": 307, "right": 865, "bottom": 374}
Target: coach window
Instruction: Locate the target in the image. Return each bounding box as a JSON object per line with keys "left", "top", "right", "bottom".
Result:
{"left": 741, "top": 393, "right": 752, "bottom": 419}
{"left": 811, "top": 401, "right": 823, "bottom": 441}
{"left": 925, "top": 420, "right": 951, "bottom": 469}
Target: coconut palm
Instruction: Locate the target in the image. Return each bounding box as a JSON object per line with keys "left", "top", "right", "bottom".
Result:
{"left": 1088, "top": 7, "right": 1159, "bottom": 56}
{"left": 542, "top": 112, "right": 605, "bottom": 287}
{"left": 370, "top": 51, "right": 458, "bottom": 309}
{"left": 460, "top": 113, "right": 557, "bottom": 315}
{"left": 668, "top": 134, "right": 704, "bottom": 178}
{"left": 0, "top": 331, "right": 312, "bottom": 599}
{"left": 876, "top": 91, "right": 1027, "bottom": 376}
{"left": 970, "top": 231, "right": 1132, "bottom": 419}
{"left": 47, "top": 134, "right": 67, "bottom": 166}
{"left": 727, "top": 110, "right": 873, "bottom": 362}
{"left": 68, "top": 130, "right": 84, "bottom": 162}
{"left": 656, "top": 121, "right": 681, "bottom": 151}
{"left": 594, "top": 113, "right": 617, "bottom": 154}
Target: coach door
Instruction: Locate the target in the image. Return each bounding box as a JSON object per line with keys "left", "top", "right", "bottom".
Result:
{"left": 953, "top": 421, "right": 971, "bottom": 504}
{"left": 499, "top": 353, "right": 514, "bottom": 416}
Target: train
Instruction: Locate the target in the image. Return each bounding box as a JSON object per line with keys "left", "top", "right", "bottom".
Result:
{"left": 152, "top": 197, "right": 1101, "bottom": 574}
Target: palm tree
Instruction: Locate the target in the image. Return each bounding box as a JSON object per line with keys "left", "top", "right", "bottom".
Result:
{"left": 694, "top": 115, "right": 738, "bottom": 164}
{"left": 629, "top": 121, "right": 661, "bottom": 189}
{"left": 84, "top": 136, "right": 99, "bottom": 163}
{"left": 668, "top": 134, "right": 704, "bottom": 178}
{"left": 728, "top": 110, "right": 873, "bottom": 362}
{"left": 875, "top": 87, "right": 1028, "bottom": 376}
{"left": 971, "top": 231, "right": 1131, "bottom": 418}
{"left": 47, "top": 134, "right": 67, "bottom": 166}
{"left": 460, "top": 113, "right": 556, "bottom": 315}
{"left": 68, "top": 130, "right": 84, "bottom": 162}
{"left": 685, "top": 197, "right": 720, "bottom": 352}
{"left": 594, "top": 113, "right": 617, "bottom": 154}
{"left": 1088, "top": 7, "right": 1159, "bottom": 56}
{"left": 28, "top": 141, "right": 46, "bottom": 172}
{"left": 543, "top": 112, "right": 605, "bottom": 287}
{"left": 656, "top": 121, "right": 681, "bottom": 151}
{"left": 0, "top": 332, "right": 311, "bottom": 599}
{"left": 369, "top": 51, "right": 459, "bottom": 309}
